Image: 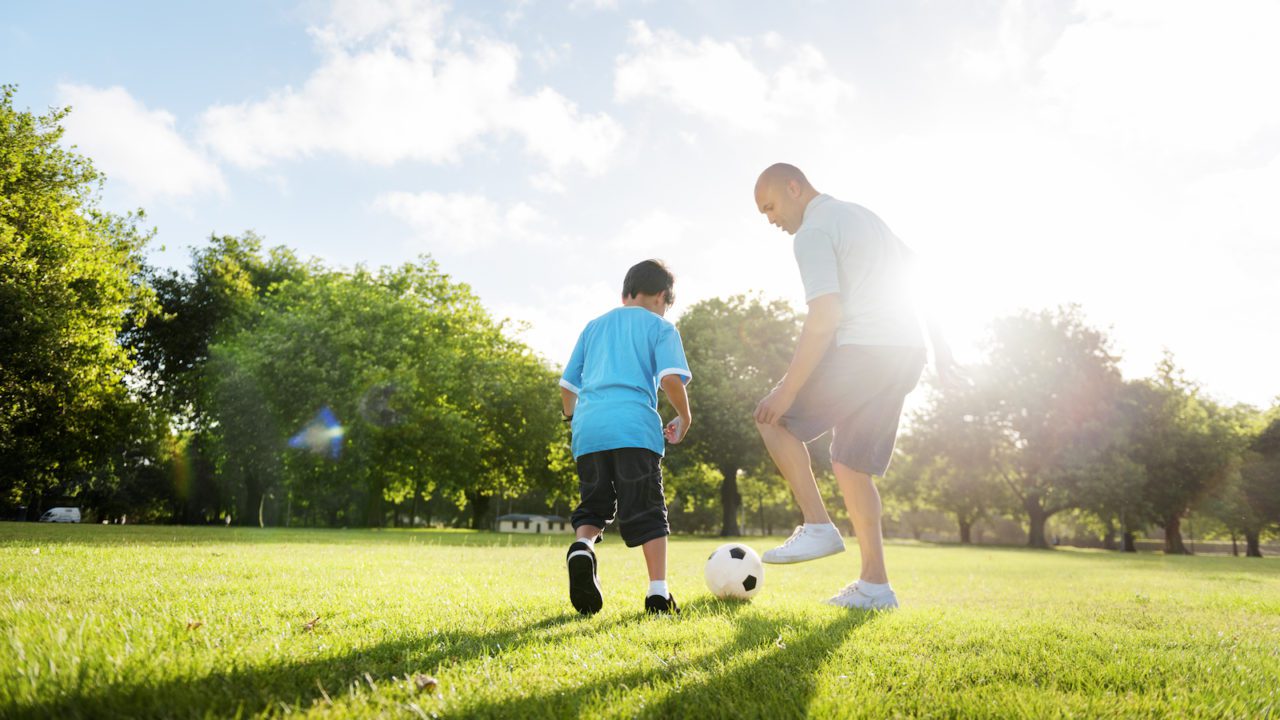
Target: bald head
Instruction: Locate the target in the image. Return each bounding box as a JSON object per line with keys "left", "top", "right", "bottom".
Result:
{"left": 754, "top": 163, "right": 819, "bottom": 235}
{"left": 755, "top": 163, "right": 814, "bottom": 194}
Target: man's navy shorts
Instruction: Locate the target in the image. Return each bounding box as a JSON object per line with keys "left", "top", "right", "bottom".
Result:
{"left": 779, "top": 344, "right": 926, "bottom": 477}
{"left": 571, "top": 447, "right": 669, "bottom": 548}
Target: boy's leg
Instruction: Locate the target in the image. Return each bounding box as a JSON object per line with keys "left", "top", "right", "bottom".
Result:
{"left": 641, "top": 535, "right": 666, "bottom": 582}
{"left": 641, "top": 535, "right": 678, "bottom": 615}
{"left": 610, "top": 449, "right": 679, "bottom": 614}
{"left": 568, "top": 452, "right": 616, "bottom": 616}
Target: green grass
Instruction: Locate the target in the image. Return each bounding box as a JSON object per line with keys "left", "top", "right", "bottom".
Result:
{"left": 2, "top": 525, "right": 1278, "bottom": 719}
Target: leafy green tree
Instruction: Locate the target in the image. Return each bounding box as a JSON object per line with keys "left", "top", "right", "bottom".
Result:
{"left": 207, "top": 261, "right": 569, "bottom": 528}
{"left": 973, "top": 306, "right": 1125, "bottom": 548}
{"left": 1202, "top": 405, "right": 1280, "bottom": 557}
{"left": 1125, "top": 355, "right": 1242, "bottom": 554}
{"left": 890, "top": 380, "right": 1011, "bottom": 544}
{"left": 1, "top": 86, "right": 155, "bottom": 517}
{"left": 125, "top": 234, "right": 313, "bottom": 522}
{"left": 670, "top": 295, "right": 799, "bottom": 536}
{"left": 1068, "top": 379, "right": 1157, "bottom": 551}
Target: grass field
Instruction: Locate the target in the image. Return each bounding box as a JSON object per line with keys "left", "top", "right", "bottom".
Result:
{"left": 2, "top": 525, "right": 1278, "bottom": 719}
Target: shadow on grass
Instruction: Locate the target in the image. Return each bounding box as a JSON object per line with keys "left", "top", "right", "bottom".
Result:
{"left": 7, "top": 610, "right": 622, "bottom": 719}
{"left": 447, "top": 607, "right": 876, "bottom": 720}
{"left": 10, "top": 598, "right": 876, "bottom": 720}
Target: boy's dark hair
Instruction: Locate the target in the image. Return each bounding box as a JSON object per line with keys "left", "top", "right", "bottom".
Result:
{"left": 622, "top": 259, "right": 675, "bottom": 305}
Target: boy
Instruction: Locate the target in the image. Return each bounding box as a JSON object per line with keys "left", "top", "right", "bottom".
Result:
{"left": 559, "top": 259, "right": 692, "bottom": 615}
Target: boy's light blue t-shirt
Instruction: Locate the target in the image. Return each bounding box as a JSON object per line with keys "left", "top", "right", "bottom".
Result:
{"left": 559, "top": 306, "right": 692, "bottom": 459}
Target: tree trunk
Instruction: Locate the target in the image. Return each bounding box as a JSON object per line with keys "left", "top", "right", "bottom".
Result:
{"left": 1231, "top": 531, "right": 1238, "bottom": 557}
{"left": 467, "top": 492, "right": 491, "bottom": 530}
{"left": 1163, "top": 514, "right": 1191, "bottom": 554}
{"left": 1024, "top": 498, "right": 1050, "bottom": 549}
{"left": 410, "top": 485, "right": 420, "bottom": 528}
{"left": 1103, "top": 519, "right": 1117, "bottom": 551}
{"left": 957, "top": 518, "right": 972, "bottom": 545}
{"left": 719, "top": 464, "right": 741, "bottom": 537}
{"left": 1245, "top": 530, "right": 1262, "bottom": 558}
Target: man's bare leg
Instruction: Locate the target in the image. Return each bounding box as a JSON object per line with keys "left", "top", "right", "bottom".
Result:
{"left": 755, "top": 420, "right": 831, "bottom": 523}
{"left": 834, "top": 461, "right": 888, "bottom": 584}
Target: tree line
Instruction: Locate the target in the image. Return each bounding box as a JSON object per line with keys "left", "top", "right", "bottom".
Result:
{"left": 3, "top": 89, "right": 1278, "bottom": 554}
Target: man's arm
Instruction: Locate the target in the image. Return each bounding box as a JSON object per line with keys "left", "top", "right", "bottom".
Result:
{"left": 923, "top": 312, "right": 966, "bottom": 388}
{"left": 753, "top": 293, "right": 841, "bottom": 425}
{"left": 660, "top": 374, "right": 692, "bottom": 443}
{"left": 909, "top": 251, "right": 967, "bottom": 389}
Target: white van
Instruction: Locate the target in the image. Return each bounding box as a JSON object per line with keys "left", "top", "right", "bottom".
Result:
{"left": 39, "top": 507, "right": 81, "bottom": 523}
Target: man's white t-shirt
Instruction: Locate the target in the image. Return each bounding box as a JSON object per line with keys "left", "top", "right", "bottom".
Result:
{"left": 792, "top": 194, "right": 924, "bottom": 348}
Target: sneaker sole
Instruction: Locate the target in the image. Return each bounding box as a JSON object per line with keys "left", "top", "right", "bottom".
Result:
{"left": 567, "top": 550, "right": 602, "bottom": 615}
{"left": 826, "top": 599, "right": 898, "bottom": 611}
{"left": 762, "top": 543, "right": 846, "bottom": 564}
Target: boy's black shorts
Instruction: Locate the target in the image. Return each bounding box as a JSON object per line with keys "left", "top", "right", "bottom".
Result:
{"left": 571, "top": 447, "right": 668, "bottom": 548}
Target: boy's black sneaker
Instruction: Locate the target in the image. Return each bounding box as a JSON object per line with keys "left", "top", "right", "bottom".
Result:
{"left": 645, "top": 593, "right": 679, "bottom": 615}
{"left": 566, "top": 540, "right": 602, "bottom": 615}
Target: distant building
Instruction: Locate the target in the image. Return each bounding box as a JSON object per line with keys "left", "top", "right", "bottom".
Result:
{"left": 497, "top": 514, "right": 572, "bottom": 534}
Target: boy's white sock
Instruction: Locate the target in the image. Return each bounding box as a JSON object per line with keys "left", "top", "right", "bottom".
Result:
{"left": 857, "top": 580, "right": 892, "bottom": 596}
{"left": 648, "top": 580, "right": 669, "bottom": 598}
{"left": 804, "top": 522, "right": 837, "bottom": 532}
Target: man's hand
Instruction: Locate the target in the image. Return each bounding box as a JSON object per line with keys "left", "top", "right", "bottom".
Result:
{"left": 664, "top": 415, "right": 690, "bottom": 444}
{"left": 935, "top": 356, "right": 972, "bottom": 391}
{"left": 753, "top": 385, "right": 796, "bottom": 426}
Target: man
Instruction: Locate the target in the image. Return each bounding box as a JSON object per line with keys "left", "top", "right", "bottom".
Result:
{"left": 752, "top": 163, "right": 963, "bottom": 610}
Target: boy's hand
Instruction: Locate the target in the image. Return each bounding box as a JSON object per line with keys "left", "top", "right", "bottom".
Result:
{"left": 664, "top": 416, "right": 690, "bottom": 444}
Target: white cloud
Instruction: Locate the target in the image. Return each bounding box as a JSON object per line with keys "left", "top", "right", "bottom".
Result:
{"left": 200, "top": 0, "right": 621, "bottom": 175}
{"left": 614, "top": 21, "right": 852, "bottom": 134}
{"left": 1038, "top": 0, "right": 1280, "bottom": 163}
{"left": 374, "top": 191, "right": 556, "bottom": 252}
{"left": 570, "top": 0, "right": 619, "bottom": 10}
{"left": 491, "top": 281, "right": 618, "bottom": 363}
{"left": 609, "top": 210, "right": 689, "bottom": 252}
{"left": 56, "top": 84, "right": 224, "bottom": 200}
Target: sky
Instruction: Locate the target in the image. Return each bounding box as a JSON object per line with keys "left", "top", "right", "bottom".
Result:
{"left": 5, "top": 0, "right": 1279, "bottom": 409}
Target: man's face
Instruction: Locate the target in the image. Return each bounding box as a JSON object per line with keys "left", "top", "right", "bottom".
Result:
{"left": 755, "top": 180, "right": 801, "bottom": 235}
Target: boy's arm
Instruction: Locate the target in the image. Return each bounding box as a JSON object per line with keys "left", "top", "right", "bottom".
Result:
{"left": 560, "top": 386, "right": 578, "bottom": 418}
{"left": 660, "top": 374, "right": 692, "bottom": 444}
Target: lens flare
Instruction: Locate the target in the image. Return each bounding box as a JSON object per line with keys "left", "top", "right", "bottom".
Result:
{"left": 288, "top": 406, "right": 345, "bottom": 459}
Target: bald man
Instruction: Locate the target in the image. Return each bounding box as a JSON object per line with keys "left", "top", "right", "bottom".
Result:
{"left": 752, "top": 163, "right": 963, "bottom": 610}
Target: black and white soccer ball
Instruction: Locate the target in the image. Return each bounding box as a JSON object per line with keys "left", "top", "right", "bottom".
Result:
{"left": 704, "top": 543, "right": 764, "bottom": 600}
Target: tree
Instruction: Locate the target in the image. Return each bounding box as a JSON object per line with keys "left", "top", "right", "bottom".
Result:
{"left": 890, "top": 380, "right": 1011, "bottom": 544}
{"left": 973, "top": 306, "right": 1125, "bottom": 548}
{"left": 1, "top": 86, "right": 155, "bottom": 517}
{"left": 123, "top": 234, "right": 312, "bottom": 522}
{"left": 207, "top": 260, "right": 570, "bottom": 528}
{"left": 1204, "top": 406, "right": 1280, "bottom": 557}
{"left": 1125, "top": 355, "right": 1241, "bottom": 554}
{"left": 670, "top": 295, "right": 799, "bottom": 536}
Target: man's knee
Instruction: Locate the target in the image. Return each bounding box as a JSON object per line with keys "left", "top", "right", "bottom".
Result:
{"left": 756, "top": 419, "right": 794, "bottom": 441}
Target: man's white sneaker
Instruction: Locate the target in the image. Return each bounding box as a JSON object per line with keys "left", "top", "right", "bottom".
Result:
{"left": 762, "top": 524, "right": 845, "bottom": 564}
{"left": 825, "top": 581, "right": 899, "bottom": 610}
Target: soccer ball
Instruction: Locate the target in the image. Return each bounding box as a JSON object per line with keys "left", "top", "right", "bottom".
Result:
{"left": 704, "top": 543, "right": 764, "bottom": 600}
